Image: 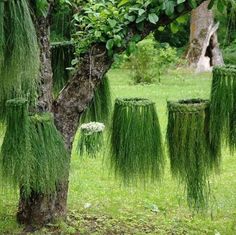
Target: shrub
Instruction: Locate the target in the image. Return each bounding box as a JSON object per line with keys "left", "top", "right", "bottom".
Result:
{"left": 125, "top": 37, "right": 178, "bottom": 84}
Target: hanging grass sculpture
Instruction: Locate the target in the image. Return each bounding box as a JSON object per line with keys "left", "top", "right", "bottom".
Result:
{"left": 0, "top": 99, "right": 69, "bottom": 197}
{"left": 51, "top": 42, "right": 74, "bottom": 95}
{"left": 0, "top": 0, "right": 40, "bottom": 121}
{"left": 110, "top": 98, "right": 164, "bottom": 185}
{"left": 210, "top": 65, "right": 236, "bottom": 154}
{"left": 81, "top": 76, "right": 112, "bottom": 124}
{"left": 166, "top": 99, "right": 214, "bottom": 209}
{"left": 77, "top": 122, "right": 105, "bottom": 157}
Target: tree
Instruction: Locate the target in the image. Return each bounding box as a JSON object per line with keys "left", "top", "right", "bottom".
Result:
{"left": 185, "top": 0, "right": 224, "bottom": 72}
{"left": 0, "top": 0, "right": 208, "bottom": 229}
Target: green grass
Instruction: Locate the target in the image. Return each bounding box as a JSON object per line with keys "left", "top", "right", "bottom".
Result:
{"left": 1, "top": 68, "right": 236, "bottom": 234}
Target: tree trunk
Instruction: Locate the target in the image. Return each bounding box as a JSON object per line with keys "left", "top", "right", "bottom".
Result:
{"left": 185, "top": 0, "right": 224, "bottom": 72}
{"left": 16, "top": 9, "right": 55, "bottom": 228}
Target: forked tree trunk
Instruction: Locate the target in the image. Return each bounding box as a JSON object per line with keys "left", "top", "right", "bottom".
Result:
{"left": 185, "top": 0, "right": 224, "bottom": 72}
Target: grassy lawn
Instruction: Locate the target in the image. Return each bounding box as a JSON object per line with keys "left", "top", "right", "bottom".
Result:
{"left": 1, "top": 68, "right": 236, "bottom": 234}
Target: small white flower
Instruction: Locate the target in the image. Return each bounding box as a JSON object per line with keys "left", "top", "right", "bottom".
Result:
{"left": 80, "top": 122, "right": 105, "bottom": 135}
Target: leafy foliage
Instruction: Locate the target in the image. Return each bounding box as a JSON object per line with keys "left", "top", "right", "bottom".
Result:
{"left": 110, "top": 98, "right": 164, "bottom": 185}
{"left": 167, "top": 99, "right": 216, "bottom": 210}
{"left": 0, "top": 99, "right": 69, "bottom": 197}
{"left": 154, "top": 15, "right": 190, "bottom": 48}
{"left": 210, "top": 65, "right": 236, "bottom": 154}
{"left": 0, "top": 0, "right": 40, "bottom": 122}
{"left": 71, "top": 0, "right": 199, "bottom": 57}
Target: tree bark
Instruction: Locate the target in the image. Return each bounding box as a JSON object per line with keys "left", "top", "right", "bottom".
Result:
{"left": 185, "top": 0, "right": 224, "bottom": 72}
{"left": 16, "top": 0, "right": 207, "bottom": 229}
{"left": 16, "top": 5, "right": 55, "bottom": 228}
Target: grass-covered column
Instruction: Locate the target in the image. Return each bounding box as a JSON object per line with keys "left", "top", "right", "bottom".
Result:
{"left": 210, "top": 65, "right": 236, "bottom": 154}
{"left": 110, "top": 98, "right": 164, "bottom": 185}
{"left": 167, "top": 99, "right": 213, "bottom": 209}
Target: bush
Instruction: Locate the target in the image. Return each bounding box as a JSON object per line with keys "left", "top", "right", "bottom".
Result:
{"left": 125, "top": 37, "right": 178, "bottom": 84}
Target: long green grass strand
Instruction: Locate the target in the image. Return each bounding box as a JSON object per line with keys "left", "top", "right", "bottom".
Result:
{"left": 210, "top": 65, "right": 236, "bottom": 154}
{"left": 110, "top": 98, "right": 164, "bottom": 185}
{"left": 167, "top": 99, "right": 212, "bottom": 210}
{"left": 81, "top": 76, "right": 112, "bottom": 124}
{"left": 0, "top": 0, "right": 40, "bottom": 121}
{"left": 51, "top": 42, "right": 74, "bottom": 95}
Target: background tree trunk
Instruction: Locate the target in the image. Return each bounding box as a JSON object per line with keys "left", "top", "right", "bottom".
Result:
{"left": 185, "top": 0, "right": 224, "bottom": 72}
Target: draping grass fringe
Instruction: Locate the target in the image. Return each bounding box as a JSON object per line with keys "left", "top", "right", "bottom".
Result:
{"left": 0, "top": 99, "right": 69, "bottom": 197}
{"left": 110, "top": 98, "right": 164, "bottom": 185}
{"left": 210, "top": 65, "right": 236, "bottom": 154}
{"left": 0, "top": 99, "right": 32, "bottom": 195}
{"left": 28, "top": 113, "right": 69, "bottom": 195}
{"left": 0, "top": 0, "right": 40, "bottom": 121}
{"left": 81, "top": 76, "right": 112, "bottom": 124}
{"left": 51, "top": 41, "right": 74, "bottom": 95}
{"left": 167, "top": 99, "right": 213, "bottom": 210}
{"left": 77, "top": 132, "right": 104, "bottom": 157}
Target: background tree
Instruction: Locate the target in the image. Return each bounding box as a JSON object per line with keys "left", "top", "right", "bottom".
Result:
{"left": 185, "top": 0, "right": 224, "bottom": 72}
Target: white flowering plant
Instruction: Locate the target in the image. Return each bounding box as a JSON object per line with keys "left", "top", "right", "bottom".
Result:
{"left": 77, "top": 122, "right": 105, "bottom": 157}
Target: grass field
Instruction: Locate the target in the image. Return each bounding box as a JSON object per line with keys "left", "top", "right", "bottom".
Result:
{"left": 1, "top": 68, "right": 236, "bottom": 234}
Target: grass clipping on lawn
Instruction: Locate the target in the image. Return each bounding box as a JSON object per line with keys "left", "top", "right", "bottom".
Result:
{"left": 0, "top": 99, "right": 69, "bottom": 197}
{"left": 0, "top": 0, "right": 39, "bottom": 121}
{"left": 210, "top": 65, "right": 236, "bottom": 154}
{"left": 167, "top": 99, "right": 217, "bottom": 210}
{"left": 110, "top": 98, "right": 164, "bottom": 185}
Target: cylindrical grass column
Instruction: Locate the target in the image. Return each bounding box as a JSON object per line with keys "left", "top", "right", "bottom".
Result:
{"left": 77, "top": 122, "right": 105, "bottom": 157}
{"left": 167, "top": 99, "right": 212, "bottom": 209}
{"left": 210, "top": 65, "right": 236, "bottom": 154}
{"left": 110, "top": 98, "right": 164, "bottom": 185}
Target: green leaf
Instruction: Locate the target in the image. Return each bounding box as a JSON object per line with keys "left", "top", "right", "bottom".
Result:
{"left": 148, "top": 13, "right": 159, "bottom": 24}
{"left": 189, "top": 0, "right": 197, "bottom": 8}
{"left": 164, "top": 1, "right": 176, "bottom": 16}
{"left": 177, "top": 0, "right": 186, "bottom": 4}
{"left": 118, "top": 0, "right": 129, "bottom": 7}
{"left": 138, "top": 9, "right": 145, "bottom": 16}
{"left": 132, "top": 34, "right": 142, "bottom": 42}
{"left": 106, "top": 39, "right": 114, "bottom": 50}
{"left": 136, "top": 14, "right": 146, "bottom": 23}
{"left": 170, "top": 22, "right": 179, "bottom": 33}
{"left": 108, "top": 18, "right": 117, "bottom": 28}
